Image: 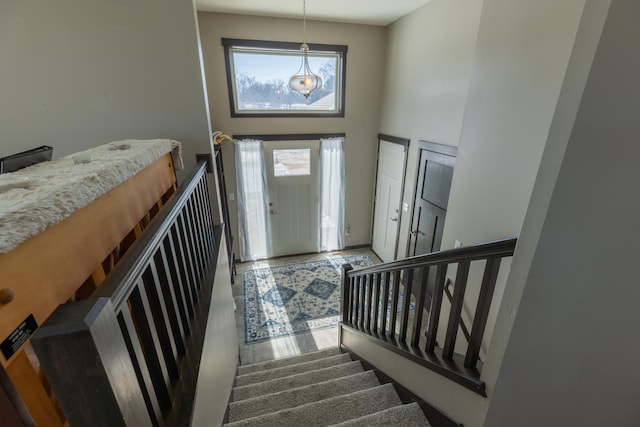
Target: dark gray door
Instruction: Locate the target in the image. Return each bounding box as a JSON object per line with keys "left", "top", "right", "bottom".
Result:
{"left": 407, "top": 142, "right": 456, "bottom": 302}
{"left": 408, "top": 143, "right": 456, "bottom": 256}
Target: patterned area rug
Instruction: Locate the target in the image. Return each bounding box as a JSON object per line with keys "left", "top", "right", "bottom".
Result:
{"left": 243, "top": 255, "right": 374, "bottom": 343}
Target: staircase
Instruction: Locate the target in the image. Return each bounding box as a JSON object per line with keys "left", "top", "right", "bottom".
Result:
{"left": 224, "top": 347, "right": 431, "bottom": 426}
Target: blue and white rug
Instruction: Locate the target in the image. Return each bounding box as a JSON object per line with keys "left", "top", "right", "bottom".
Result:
{"left": 243, "top": 254, "right": 374, "bottom": 343}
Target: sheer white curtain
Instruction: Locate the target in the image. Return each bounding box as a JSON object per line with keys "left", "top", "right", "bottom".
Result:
{"left": 235, "top": 139, "right": 271, "bottom": 261}
{"left": 319, "top": 137, "right": 345, "bottom": 251}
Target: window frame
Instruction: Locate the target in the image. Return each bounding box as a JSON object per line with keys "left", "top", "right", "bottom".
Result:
{"left": 221, "top": 38, "right": 347, "bottom": 118}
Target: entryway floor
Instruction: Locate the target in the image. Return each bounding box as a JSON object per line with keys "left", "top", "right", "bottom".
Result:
{"left": 232, "top": 248, "right": 380, "bottom": 365}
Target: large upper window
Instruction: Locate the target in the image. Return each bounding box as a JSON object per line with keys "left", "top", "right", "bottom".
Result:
{"left": 222, "top": 38, "right": 347, "bottom": 117}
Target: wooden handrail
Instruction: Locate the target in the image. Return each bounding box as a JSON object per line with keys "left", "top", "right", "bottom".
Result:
{"left": 340, "top": 237, "right": 517, "bottom": 396}
{"left": 349, "top": 238, "right": 516, "bottom": 277}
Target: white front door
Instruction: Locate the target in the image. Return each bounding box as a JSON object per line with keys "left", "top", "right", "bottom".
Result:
{"left": 372, "top": 139, "right": 406, "bottom": 262}
{"left": 264, "top": 141, "right": 320, "bottom": 257}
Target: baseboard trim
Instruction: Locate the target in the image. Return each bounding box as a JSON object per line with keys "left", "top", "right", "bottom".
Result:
{"left": 344, "top": 244, "right": 371, "bottom": 250}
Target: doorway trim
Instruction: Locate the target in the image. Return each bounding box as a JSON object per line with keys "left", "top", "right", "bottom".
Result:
{"left": 234, "top": 133, "right": 345, "bottom": 141}
{"left": 371, "top": 133, "right": 410, "bottom": 261}
{"left": 405, "top": 139, "right": 457, "bottom": 257}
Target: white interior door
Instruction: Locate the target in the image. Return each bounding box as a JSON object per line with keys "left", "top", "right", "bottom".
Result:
{"left": 264, "top": 140, "right": 320, "bottom": 257}
{"left": 372, "top": 139, "right": 406, "bottom": 262}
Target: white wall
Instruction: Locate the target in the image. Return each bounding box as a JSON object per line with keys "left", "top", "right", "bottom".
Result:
{"left": 0, "top": 0, "right": 212, "bottom": 173}
{"left": 485, "top": 1, "right": 640, "bottom": 424}
{"left": 197, "top": 12, "right": 386, "bottom": 256}
{"left": 379, "top": 0, "right": 483, "bottom": 257}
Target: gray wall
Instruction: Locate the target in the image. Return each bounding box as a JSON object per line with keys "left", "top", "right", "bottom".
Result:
{"left": 438, "top": 0, "right": 586, "bottom": 367}
{"left": 485, "top": 1, "right": 640, "bottom": 424}
{"left": 375, "top": 0, "right": 608, "bottom": 425}
{"left": 197, "top": 12, "right": 386, "bottom": 255}
{"left": 380, "top": 0, "right": 483, "bottom": 257}
{"left": 0, "top": 0, "right": 212, "bottom": 173}
{"left": 0, "top": 1, "right": 238, "bottom": 419}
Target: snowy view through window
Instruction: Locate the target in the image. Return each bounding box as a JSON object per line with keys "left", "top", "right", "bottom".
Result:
{"left": 231, "top": 49, "right": 339, "bottom": 113}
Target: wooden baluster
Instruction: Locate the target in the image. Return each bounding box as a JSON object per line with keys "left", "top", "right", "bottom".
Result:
{"left": 443, "top": 261, "right": 471, "bottom": 360}
{"left": 163, "top": 236, "right": 191, "bottom": 335}
{"left": 425, "top": 264, "right": 448, "bottom": 353}
{"left": 184, "top": 209, "right": 203, "bottom": 287}
{"left": 153, "top": 247, "right": 186, "bottom": 357}
{"left": 371, "top": 273, "right": 381, "bottom": 337}
{"left": 389, "top": 270, "right": 401, "bottom": 339}
{"left": 365, "top": 275, "right": 374, "bottom": 334}
{"left": 351, "top": 277, "right": 359, "bottom": 329}
{"left": 358, "top": 276, "right": 366, "bottom": 331}
{"left": 465, "top": 258, "right": 501, "bottom": 369}
{"left": 128, "top": 283, "right": 173, "bottom": 410}
{"left": 199, "top": 177, "right": 215, "bottom": 250}
{"left": 177, "top": 214, "right": 199, "bottom": 300}
{"left": 116, "top": 309, "right": 162, "bottom": 427}
{"left": 187, "top": 197, "right": 206, "bottom": 271}
{"left": 398, "top": 268, "right": 414, "bottom": 343}
{"left": 182, "top": 202, "right": 201, "bottom": 279}
{"left": 193, "top": 192, "right": 210, "bottom": 272}
{"left": 380, "top": 271, "right": 391, "bottom": 338}
{"left": 171, "top": 223, "right": 196, "bottom": 315}
{"left": 411, "top": 266, "right": 430, "bottom": 348}
{"left": 141, "top": 264, "right": 180, "bottom": 382}
{"left": 348, "top": 277, "right": 355, "bottom": 327}
{"left": 198, "top": 181, "right": 214, "bottom": 258}
{"left": 192, "top": 183, "right": 208, "bottom": 259}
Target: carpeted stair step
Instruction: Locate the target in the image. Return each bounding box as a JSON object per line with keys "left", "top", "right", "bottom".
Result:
{"left": 237, "top": 347, "right": 343, "bottom": 376}
{"left": 227, "top": 371, "right": 380, "bottom": 422}
{"left": 224, "top": 383, "right": 402, "bottom": 427}
{"left": 330, "top": 402, "right": 431, "bottom": 426}
{"left": 232, "top": 360, "right": 365, "bottom": 402}
{"left": 235, "top": 353, "right": 352, "bottom": 387}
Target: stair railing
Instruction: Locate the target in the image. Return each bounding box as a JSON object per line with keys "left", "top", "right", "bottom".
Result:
{"left": 340, "top": 238, "right": 517, "bottom": 396}
{"left": 30, "top": 162, "right": 219, "bottom": 426}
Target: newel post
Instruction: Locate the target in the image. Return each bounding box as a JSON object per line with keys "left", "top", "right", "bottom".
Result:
{"left": 31, "top": 298, "right": 152, "bottom": 427}
{"left": 339, "top": 264, "right": 353, "bottom": 346}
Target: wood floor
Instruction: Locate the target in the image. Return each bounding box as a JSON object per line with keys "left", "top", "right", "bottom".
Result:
{"left": 232, "top": 248, "right": 380, "bottom": 365}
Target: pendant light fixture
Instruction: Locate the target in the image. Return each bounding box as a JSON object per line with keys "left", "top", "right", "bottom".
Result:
{"left": 288, "top": 0, "right": 322, "bottom": 99}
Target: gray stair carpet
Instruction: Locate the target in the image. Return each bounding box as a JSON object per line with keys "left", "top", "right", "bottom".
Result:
{"left": 331, "top": 402, "right": 431, "bottom": 426}
{"left": 225, "top": 347, "right": 431, "bottom": 426}
{"left": 232, "top": 360, "right": 365, "bottom": 401}
{"left": 234, "top": 353, "right": 352, "bottom": 387}
{"left": 237, "top": 347, "right": 343, "bottom": 376}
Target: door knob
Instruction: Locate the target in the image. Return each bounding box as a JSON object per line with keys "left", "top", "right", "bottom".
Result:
{"left": 270, "top": 210, "right": 278, "bottom": 214}
{"left": 410, "top": 229, "right": 425, "bottom": 236}
{"left": 390, "top": 217, "right": 398, "bottom": 222}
